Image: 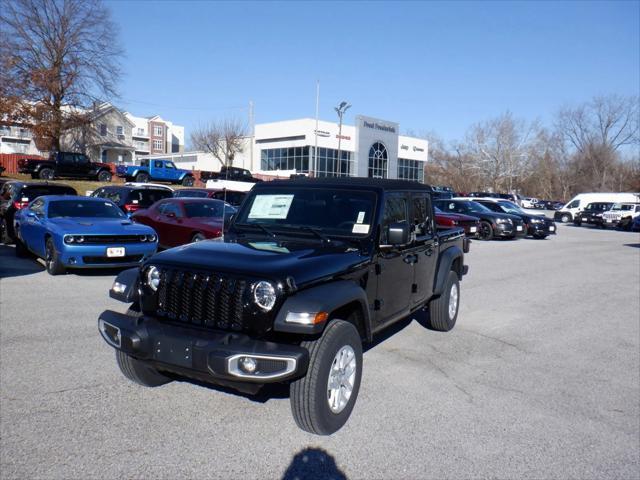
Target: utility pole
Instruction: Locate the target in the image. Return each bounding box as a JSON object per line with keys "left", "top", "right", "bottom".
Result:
{"left": 248, "top": 100, "right": 254, "bottom": 171}
{"left": 335, "top": 101, "right": 350, "bottom": 176}
{"left": 314, "top": 81, "right": 319, "bottom": 177}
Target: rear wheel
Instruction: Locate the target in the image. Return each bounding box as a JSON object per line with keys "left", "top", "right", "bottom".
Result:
{"left": 191, "top": 233, "right": 206, "bottom": 243}
{"left": 135, "top": 172, "right": 149, "bottom": 183}
{"left": 290, "top": 320, "right": 362, "bottom": 435}
{"left": 181, "top": 175, "right": 195, "bottom": 187}
{"left": 478, "top": 221, "right": 494, "bottom": 240}
{"left": 45, "top": 237, "right": 65, "bottom": 275}
{"left": 426, "top": 270, "right": 460, "bottom": 332}
{"left": 97, "top": 170, "right": 112, "bottom": 182}
{"left": 39, "top": 168, "right": 54, "bottom": 180}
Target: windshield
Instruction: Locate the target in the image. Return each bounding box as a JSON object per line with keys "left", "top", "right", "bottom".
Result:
{"left": 48, "top": 200, "right": 125, "bottom": 218}
{"left": 496, "top": 201, "right": 524, "bottom": 214}
{"left": 21, "top": 186, "right": 76, "bottom": 200}
{"left": 130, "top": 189, "right": 172, "bottom": 207}
{"left": 611, "top": 203, "right": 633, "bottom": 211}
{"left": 234, "top": 187, "right": 377, "bottom": 237}
{"left": 175, "top": 190, "right": 208, "bottom": 198}
{"left": 184, "top": 201, "right": 236, "bottom": 218}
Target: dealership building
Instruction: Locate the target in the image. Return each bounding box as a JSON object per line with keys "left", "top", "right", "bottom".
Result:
{"left": 152, "top": 114, "right": 428, "bottom": 182}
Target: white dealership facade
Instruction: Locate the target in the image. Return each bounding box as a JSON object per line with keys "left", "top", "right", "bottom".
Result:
{"left": 156, "top": 115, "right": 429, "bottom": 182}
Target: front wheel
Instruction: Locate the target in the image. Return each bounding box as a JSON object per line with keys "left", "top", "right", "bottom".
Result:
{"left": 45, "top": 237, "right": 65, "bottom": 275}
{"left": 290, "top": 320, "right": 363, "bottom": 435}
{"left": 191, "top": 233, "right": 206, "bottom": 243}
{"left": 478, "top": 221, "right": 494, "bottom": 240}
{"left": 426, "top": 270, "right": 460, "bottom": 332}
{"left": 560, "top": 213, "right": 571, "bottom": 223}
{"left": 98, "top": 170, "right": 112, "bottom": 182}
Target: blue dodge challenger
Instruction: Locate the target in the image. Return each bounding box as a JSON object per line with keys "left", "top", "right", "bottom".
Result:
{"left": 14, "top": 195, "right": 158, "bottom": 275}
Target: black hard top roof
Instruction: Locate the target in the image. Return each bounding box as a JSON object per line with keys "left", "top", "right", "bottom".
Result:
{"left": 258, "top": 177, "right": 433, "bottom": 192}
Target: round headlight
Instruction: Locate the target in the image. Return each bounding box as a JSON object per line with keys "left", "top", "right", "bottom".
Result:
{"left": 76, "top": 235, "right": 84, "bottom": 243}
{"left": 148, "top": 234, "right": 157, "bottom": 242}
{"left": 64, "top": 235, "right": 74, "bottom": 244}
{"left": 146, "top": 266, "right": 160, "bottom": 291}
{"left": 253, "top": 281, "right": 276, "bottom": 311}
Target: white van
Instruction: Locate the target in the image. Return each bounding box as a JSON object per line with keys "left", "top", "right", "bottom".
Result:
{"left": 554, "top": 192, "right": 640, "bottom": 223}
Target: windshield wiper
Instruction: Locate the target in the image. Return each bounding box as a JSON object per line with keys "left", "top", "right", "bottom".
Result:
{"left": 235, "top": 222, "right": 277, "bottom": 238}
{"left": 299, "top": 226, "right": 331, "bottom": 243}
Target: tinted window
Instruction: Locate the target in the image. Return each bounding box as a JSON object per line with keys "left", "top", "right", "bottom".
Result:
{"left": 381, "top": 196, "right": 408, "bottom": 244}
{"left": 412, "top": 195, "right": 433, "bottom": 237}
{"left": 30, "top": 198, "right": 45, "bottom": 216}
{"left": 154, "top": 161, "right": 164, "bottom": 168}
{"left": 48, "top": 200, "right": 125, "bottom": 218}
{"left": 184, "top": 201, "right": 235, "bottom": 218}
{"left": 127, "top": 189, "right": 172, "bottom": 207}
{"left": 212, "top": 191, "right": 247, "bottom": 206}
{"left": 60, "top": 153, "right": 75, "bottom": 164}
{"left": 21, "top": 186, "right": 77, "bottom": 200}
{"left": 175, "top": 190, "right": 208, "bottom": 198}
{"left": 161, "top": 203, "right": 183, "bottom": 217}
{"left": 567, "top": 200, "right": 579, "bottom": 209}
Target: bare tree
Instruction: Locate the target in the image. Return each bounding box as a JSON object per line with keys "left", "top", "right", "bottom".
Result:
{"left": 190, "top": 117, "right": 249, "bottom": 168}
{"left": 0, "top": 0, "right": 122, "bottom": 151}
{"left": 556, "top": 95, "right": 639, "bottom": 191}
{"left": 463, "top": 112, "right": 539, "bottom": 192}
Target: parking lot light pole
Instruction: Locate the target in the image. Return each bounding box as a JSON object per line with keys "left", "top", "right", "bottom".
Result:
{"left": 335, "top": 101, "right": 351, "bottom": 177}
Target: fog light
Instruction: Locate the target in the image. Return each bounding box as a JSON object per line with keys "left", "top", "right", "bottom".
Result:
{"left": 239, "top": 356, "right": 257, "bottom": 374}
{"left": 68, "top": 257, "right": 77, "bottom": 264}
{"left": 112, "top": 281, "right": 126, "bottom": 294}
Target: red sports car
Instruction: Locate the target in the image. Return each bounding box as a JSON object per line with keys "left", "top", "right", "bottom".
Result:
{"left": 132, "top": 198, "right": 236, "bottom": 248}
{"left": 434, "top": 206, "right": 480, "bottom": 237}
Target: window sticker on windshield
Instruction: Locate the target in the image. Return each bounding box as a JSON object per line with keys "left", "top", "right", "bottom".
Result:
{"left": 352, "top": 224, "right": 369, "bottom": 234}
{"left": 248, "top": 194, "right": 294, "bottom": 219}
{"left": 356, "top": 211, "right": 365, "bottom": 224}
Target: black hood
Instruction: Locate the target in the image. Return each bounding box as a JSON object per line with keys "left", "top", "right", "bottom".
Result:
{"left": 147, "top": 239, "right": 368, "bottom": 287}
{"left": 475, "top": 211, "right": 523, "bottom": 223}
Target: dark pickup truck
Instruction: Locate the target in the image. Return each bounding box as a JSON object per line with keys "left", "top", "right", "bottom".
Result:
{"left": 98, "top": 178, "right": 468, "bottom": 435}
{"left": 18, "top": 152, "right": 113, "bottom": 182}
{"left": 200, "top": 166, "right": 263, "bottom": 183}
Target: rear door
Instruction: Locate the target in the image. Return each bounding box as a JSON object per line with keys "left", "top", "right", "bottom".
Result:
{"left": 410, "top": 193, "right": 438, "bottom": 307}
{"left": 374, "top": 192, "right": 414, "bottom": 329}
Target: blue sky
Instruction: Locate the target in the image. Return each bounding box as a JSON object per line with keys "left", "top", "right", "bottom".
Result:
{"left": 108, "top": 0, "right": 639, "bottom": 145}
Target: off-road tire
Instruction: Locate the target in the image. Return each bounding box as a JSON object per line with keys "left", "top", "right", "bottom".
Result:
{"left": 426, "top": 270, "right": 460, "bottom": 332}
{"left": 135, "top": 172, "right": 149, "bottom": 183}
{"left": 478, "top": 221, "right": 494, "bottom": 240}
{"left": 45, "top": 237, "right": 65, "bottom": 275}
{"left": 181, "top": 175, "right": 195, "bottom": 187}
{"left": 115, "top": 309, "right": 172, "bottom": 387}
{"left": 290, "top": 320, "right": 363, "bottom": 435}
{"left": 39, "top": 168, "right": 54, "bottom": 180}
{"left": 98, "top": 170, "right": 112, "bottom": 182}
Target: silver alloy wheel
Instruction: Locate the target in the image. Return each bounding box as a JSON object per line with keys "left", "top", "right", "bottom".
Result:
{"left": 327, "top": 345, "right": 357, "bottom": 414}
{"left": 448, "top": 282, "right": 459, "bottom": 320}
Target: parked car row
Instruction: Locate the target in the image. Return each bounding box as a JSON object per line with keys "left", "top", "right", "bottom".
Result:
{"left": 0, "top": 180, "right": 242, "bottom": 275}
{"left": 434, "top": 197, "right": 556, "bottom": 240}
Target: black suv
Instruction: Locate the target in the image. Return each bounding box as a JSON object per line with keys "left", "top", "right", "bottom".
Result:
{"left": 91, "top": 185, "right": 173, "bottom": 216}
{"left": 434, "top": 199, "right": 525, "bottom": 240}
{"left": 0, "top": 181, "right": 77, "bottom": 243}
{"left": 98, "top": 178, "right": 468, "bottom": 435}
{"left": 573, "top": 202, "right": 613, "bottom": 227}
{"left": 472, "top": 199, "right": 557, "bottom": 239}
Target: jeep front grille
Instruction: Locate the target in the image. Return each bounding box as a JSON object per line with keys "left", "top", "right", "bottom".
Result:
{"left": 155, "top": 268, "right": 248, "bottom": 331}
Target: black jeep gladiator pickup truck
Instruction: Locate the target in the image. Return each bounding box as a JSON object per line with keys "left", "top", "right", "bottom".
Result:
{"left": 18, "top": 151, "right": 113, "bottom": 182}
{"left": 98, "top": 178, "right": 469, "bottom": 434}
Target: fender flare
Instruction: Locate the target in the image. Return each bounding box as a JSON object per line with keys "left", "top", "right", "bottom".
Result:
{"left": 273, "top": 280, "right": 372, "bottom": 341}
{"left": 433, "top": 245, "right": 463, "bottom": 296}
{"left": 109, "top": 267, "right": 140, "bottom": 304}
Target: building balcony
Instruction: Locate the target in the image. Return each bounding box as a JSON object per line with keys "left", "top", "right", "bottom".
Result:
{"left": 0, "top": 127, "right": 33, "bottom": 139}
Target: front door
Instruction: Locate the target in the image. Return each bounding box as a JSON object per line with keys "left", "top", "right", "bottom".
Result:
{"left": 374, "top": 193, "right": 414, "bottom": 330}
{"left": 57, "top": 152, "right": 76, "bottom": 176}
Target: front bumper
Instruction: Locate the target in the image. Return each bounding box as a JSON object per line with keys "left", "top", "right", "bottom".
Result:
{"left": 527, "top": 222, "right": 557, "bottom": 236}
{"left": 98, "top": 310, "right": 309, "bottom": 385}
{"left": 494, "top": 222, "right": 526, "bottom": 238}
{"left": 59, "top": 242, "right": 157, "bottom": 268}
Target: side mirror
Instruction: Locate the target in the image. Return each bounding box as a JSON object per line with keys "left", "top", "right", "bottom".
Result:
{"left": 26, "top": 211, "right": 37, "bottom": 218}
{"left": 385, "top": 221, "right": 410, "bottom": 246}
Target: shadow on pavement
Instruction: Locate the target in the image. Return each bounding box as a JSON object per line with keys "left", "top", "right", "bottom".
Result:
{"left": 282, "top": 448, "right": 347, "bottom": 480}
{"left": 0, "top": 244, "right": 44, "bottom": 279}
{"left": 623, "top": 243, "right": 640, "bottom": 248}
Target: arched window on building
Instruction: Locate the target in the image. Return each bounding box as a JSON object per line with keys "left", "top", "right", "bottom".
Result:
{"left": 368, "top": 142, "right": 388, "bottom": 178}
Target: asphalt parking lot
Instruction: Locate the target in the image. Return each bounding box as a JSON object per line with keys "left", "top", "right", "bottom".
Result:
{"left": 1, "top": 223, "right": 639, "bottom": 479}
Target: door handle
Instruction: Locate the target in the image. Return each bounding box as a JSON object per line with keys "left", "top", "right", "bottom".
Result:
{"left": 403, "top": 254, "right": 418, "bottom": 265}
